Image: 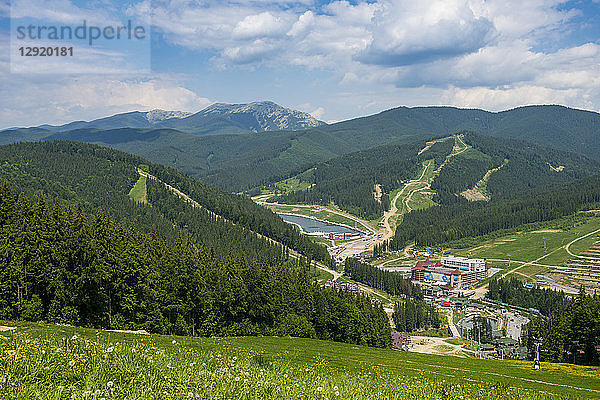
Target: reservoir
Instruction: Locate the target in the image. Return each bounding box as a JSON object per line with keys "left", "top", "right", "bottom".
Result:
{"left": 278, "top": 213, "right": 364, "bottom": 236}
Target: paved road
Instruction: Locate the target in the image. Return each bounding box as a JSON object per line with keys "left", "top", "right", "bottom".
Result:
{"left": 504, "top": 312, "right": 529, "bottom": 341}
{"left": 447, "top": 309, "right": 461, "bottom": 338}
{"left": 565, "top": 228, "right": 600, "bottom": 259}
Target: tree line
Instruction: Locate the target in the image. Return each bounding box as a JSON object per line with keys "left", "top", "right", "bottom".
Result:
{"left": 429, "top": 132, "right": 600, "bottom": 206}
{"left": 392, "top": 299, "right": 441, "bottom": 333}
{"left": 388, "top": 173, "right": 600, "bottom": 249}
{"left": 0, "top": 183, "right": 391, "bottom": 347}
{"left": 524, "top": 292, "right": 600, "bottom": 365}
{"left": 0, "top": 141, "right": 332, "bottom": 266}
{"left": 344, "top": 258, "right": 423, "bottom": 298}
{"left": 486, "top": 277, "right": 568, "bottom": 317}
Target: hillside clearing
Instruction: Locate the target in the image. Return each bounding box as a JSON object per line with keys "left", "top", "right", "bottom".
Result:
{"left": 128, "top": 175, "right": 147, "bottom": 204}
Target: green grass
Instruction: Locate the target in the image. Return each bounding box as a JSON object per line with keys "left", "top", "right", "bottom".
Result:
{"left": 274, "top": 177, "right": 312, "bottom": 195}
{"left": 312, "top": 267, "right": 334, "bottom": 283}
{"left": 444, "top": 338, "right": 472, "bottom": 347}
{"left": 127, "top": 175, "right": 147, "bottom": 204}
{"left": 2, "top": 322, "right": 599, "bottom": 399}
{"left": 451, "top": 214, "right": 600, "bottom": 269}
{"left": 309, "top": 236, "right": 334, "bottom": 248}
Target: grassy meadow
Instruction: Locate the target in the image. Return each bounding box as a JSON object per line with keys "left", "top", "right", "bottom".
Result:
{"left": 1, "top": 322, "right": 600, "bottom": 399}
{"left": 127, "top": 175, "right": 147, "bottom": 204}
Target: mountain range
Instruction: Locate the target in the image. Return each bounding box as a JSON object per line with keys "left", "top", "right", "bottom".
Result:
{"left": 35, "top": 101, "right": 325, "bottom": 135}
{"left": 2, "top": 103, "right": 600, "bottom": 193}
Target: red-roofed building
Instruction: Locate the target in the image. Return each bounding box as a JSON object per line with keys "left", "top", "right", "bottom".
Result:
{"left": 411, "top": 256, "right": 490, "bottom": 289}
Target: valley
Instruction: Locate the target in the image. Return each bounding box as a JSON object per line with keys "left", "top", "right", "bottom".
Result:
{"left": 2, "top": 103, "right": 600, "bottom": 399}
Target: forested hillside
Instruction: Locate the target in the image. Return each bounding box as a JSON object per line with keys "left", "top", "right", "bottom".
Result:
{"left": 389, "top": 174, "right": 600, "bottom": 248}
{"left": 431, "top": 133, "right": 600, "bottom": 204}
{"left": 520, "top": 287, "right": 600, "bottom": 365}
{"left": 0, "top": 183, "right": 390, "bottom": 346}
{"left": 0, "top": 141, "right": 331, "bottom": 264}
{"left": 3, "top": 105, "right": 599, "bottom": 192}
{"left": 269, "top": 132, "right": 598, "bottom": 219}
{"left": 272, "top": 138, "right": 453, "bottom": 219}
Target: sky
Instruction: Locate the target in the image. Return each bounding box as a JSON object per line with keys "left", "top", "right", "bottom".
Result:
{"left": 1, "top": 0, "right": 600, "bottom": 128}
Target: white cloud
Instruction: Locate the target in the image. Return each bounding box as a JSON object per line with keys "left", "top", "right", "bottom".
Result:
{"left": 232, "top": 12, "right": 288, "bottom": 39}
{"left": 441, "top": 85, "right": 591, "bottom": 112}
{"left": 310, "top": 106, "right": 325, "bottom": 120}
{"left": 0, "top": 77, "right": 211, "bottom": 128}
{"left": 10, "top": 0, "right": 127, "bottom": 26}
{"left": 358, "top": 0, "right": 495, "bottom": 66}
{"left": 4, "top": 0, "right": 600, "bottom": 126}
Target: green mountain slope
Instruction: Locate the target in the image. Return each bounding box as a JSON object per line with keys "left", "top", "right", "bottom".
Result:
{"left": 0, "top": 181, "right": 389, "bottom": 343}
{"left": 2, "top": 104, "right": 599, "bottom": 192}
{"left": 270, "top": 133, "right": 600, "bottom": 219}
{"left": 4, "top": 323, "right": 600, "bottom": 399}
{"left": 0, "top": 141, "right": 331, "bottom": 265}
{"left": 389, "top": 173, "right": 600, "bottom": 249}
{"left": 431, "top": 132, "right": 600, "bottom": 204}
{"left": 272, "top": 137, "right": 454, "bottom": 219}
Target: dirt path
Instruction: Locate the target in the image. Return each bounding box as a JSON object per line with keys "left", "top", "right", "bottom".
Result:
{"left": 380, "top": 159, "right": 433, "bottom": 241}
{"left": 409, "top": 335, "right": 466, "bottom": 357}
{"left": 472, "top": 229, "right": 600, "bottom": 298}
{"left": 460, "top": 159, "right": 508, "bottom": 201}
{"left": 138, "top": 169, "right": 341, "bottom": 281}
{"left": 378, "top": 135, "right": 469, "bottom": 245}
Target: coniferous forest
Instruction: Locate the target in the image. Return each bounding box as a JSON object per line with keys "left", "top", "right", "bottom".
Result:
{"left": 486, "top": 278, "right": 599, "bottom": 365}
{"left": 0, "top": 183, "right": 391, "bottom": 347}
{"left": 344, "top": 258, "right": 422, "bottom": 298}
{"left": 0, "top": 141, "right": 331, "bottom": 265}
{"left": 486, "top": 277, "right": 568, "bottom": 317}
{"left": 273, "top": 138, "right": 453, "bottom": 219}
{"left": 389, "top": 174, "right": 600, "bottom": 248}
{"left": 392, "top": 299, "right": 441, "bottom": 333}
{"left": 524, "top": 293, "right": 600, "bottom": 365}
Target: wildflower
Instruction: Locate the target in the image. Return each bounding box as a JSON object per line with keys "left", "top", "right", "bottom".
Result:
{"left": 69, "top": 360, "right": 75, "bottom": 367}
{"left": 56, "top": 348, "right": 62, "bottom": 353}
{"left": 235, "top": 376, "right": 241, "bottom": 382}
{"left": 317, "top": 387, "right": 323, "bottom": 392}
{"left": 187, "top": 392, "right": 194, "bottom": 397}
{"left": 172, "top": 340, "right": 176, "bottom": 344}
{"left": 107, "top": 381, "right": 114, "bottom": 388}
{"left": 106, "top": 347, "right": 114, "bottom": 353}
{"left": 71, "top": 335, "right": 78, "bottom": 340}
{"left": 8, "top": 350, "right": 16, "bottom": 356}
{"left": 333, "top": 386, "right": 338, "bottom": 391}
{"left": 335, "top": 391, "right": 340, "bottom": 396}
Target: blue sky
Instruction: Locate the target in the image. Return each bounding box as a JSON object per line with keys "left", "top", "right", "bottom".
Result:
{"left": 1, "top": 0, "right": 600, "bottom": 128}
